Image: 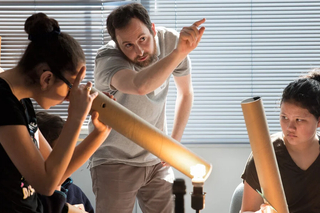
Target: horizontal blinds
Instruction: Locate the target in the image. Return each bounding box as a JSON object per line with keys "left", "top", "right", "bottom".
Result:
{"left": 141, "top": 0, "right": 320, "bottom": 143}
{"left": 0, "top": 0, "right": 128, "bottom": 124}
{"left": 2, "top": 0, "right": 320, "bottom": 143}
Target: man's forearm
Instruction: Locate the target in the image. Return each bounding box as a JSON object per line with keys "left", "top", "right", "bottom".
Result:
{"left": 134, "top": 18, "right": 205, "bottom": 95}
{"left": 133, "top": 49, "right": 187, "bottom": 95}
{"left": 171, "top": 91, "right": 194, "bottom": 142}
{"left": 111, "top": 19, "right": 205, "bottom": 95}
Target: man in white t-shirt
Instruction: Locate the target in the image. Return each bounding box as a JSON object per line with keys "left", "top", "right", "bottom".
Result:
{"left": 89, "top": 3, "right": 205, "bottom": 213}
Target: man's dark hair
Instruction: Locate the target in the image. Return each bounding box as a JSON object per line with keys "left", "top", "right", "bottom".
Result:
{"left": 107, "top": 3, "right": 153, "bottom": 45}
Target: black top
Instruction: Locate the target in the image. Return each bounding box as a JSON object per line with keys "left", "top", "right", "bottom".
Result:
{"left": 0, "top": 78, "right": 43, "bottom": 213}
{"left": 242, "top": 133, "right": 320, "bottom": 213}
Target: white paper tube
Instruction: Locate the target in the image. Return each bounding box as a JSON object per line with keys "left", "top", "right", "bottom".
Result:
{"left": 90, "top": 88, "right": 212, "bottom": 181}
{"left": 241, "top": 97, "right": 289, "bottom": 213}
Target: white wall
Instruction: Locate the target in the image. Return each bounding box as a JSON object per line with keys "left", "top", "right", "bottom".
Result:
{"left": 71, "top": 143, "right": 251, "bottom": 213}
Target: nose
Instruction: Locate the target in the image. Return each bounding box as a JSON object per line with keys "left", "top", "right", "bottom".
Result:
{"left": 287, "top": 120, "right": 296, "bottom": 131}
{"left": 135, "top": 45, "right": 144, "bottom": 56}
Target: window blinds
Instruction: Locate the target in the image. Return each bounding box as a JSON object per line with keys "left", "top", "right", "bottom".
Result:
{"left": 1, "top": 1, "right": 320, "bottom": 144}
{"left": 141, "top": 0, "right": 320, "bottom": 143}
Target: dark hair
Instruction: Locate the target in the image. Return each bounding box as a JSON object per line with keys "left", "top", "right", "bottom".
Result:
{"left": 36, "top": 111, "right": 65, "bottom": 147}
{"left": 281, "top": 69, "right": 320, "bottom": 119}
{"left": 107, "top": 3, "right": 153, "bottom": 44}
{"left": 18, "top": 13, "right": 85, "bottom": 84}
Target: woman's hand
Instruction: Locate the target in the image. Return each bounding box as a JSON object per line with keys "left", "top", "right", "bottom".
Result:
{"left": 241, "top": 204, "right": 277, "bottom": 213}
{"left": 91, "top": 111, "right": 111, "bottom": 133}
{"left": 66, "top": 203, "right": 88, "bottom": 213}
{"left": 67, "top": 67, "right": 98, "bottom": 123}
{"left": 258, "top": 204, "right": 277, "bottom": 213}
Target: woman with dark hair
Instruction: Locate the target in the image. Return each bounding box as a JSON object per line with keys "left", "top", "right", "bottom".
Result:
{"left": 241, "top": 70, "right": 320, "bottom": 213}
{"left": 0, "top": 13, "right": 111, "bottom": 213}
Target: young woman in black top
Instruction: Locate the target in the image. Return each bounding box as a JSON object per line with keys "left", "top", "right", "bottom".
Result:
{"left": 0, "top": 13, "right": 111, "bottom": 213}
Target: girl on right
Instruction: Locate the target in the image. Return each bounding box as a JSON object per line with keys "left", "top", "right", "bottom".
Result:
{"left": 241, "top": 70, "right": 320, "bottom": 213}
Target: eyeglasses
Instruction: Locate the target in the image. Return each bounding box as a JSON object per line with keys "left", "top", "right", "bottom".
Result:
{"left": 44, "top": 70, "right": 72, "bottom": 89}
{"left": 58, "top": 73, "right": 72, "bottom": 99}
{"left": 55, "top": 72, "right": 72, "bottom": 89}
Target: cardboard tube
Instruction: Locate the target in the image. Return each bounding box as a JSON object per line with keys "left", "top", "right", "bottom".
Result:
{"left": 241, "top": 97, "right": 289, "bottom": 213}
{"left": 90, "top": 88, "right": 212, "bottom": 181}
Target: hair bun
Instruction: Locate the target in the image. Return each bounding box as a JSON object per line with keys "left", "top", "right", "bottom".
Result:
{"left": 304, "top": 68, "right": 320, "bottom": 83}
{"left": 25, "top": 13, "right": 60, "bottom": 41}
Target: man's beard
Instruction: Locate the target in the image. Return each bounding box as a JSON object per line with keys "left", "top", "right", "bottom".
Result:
{"left": 133, "top": 42, "right": 157, "bottom": 68}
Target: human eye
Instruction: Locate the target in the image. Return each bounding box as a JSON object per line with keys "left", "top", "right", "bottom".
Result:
{"left": 140, "top": 36, "right": 146, "bottom": 42}
{"left": 125, "top": 43, "right": 132, "bottom": 48}
{"left": 280, "top": 115, "right": 288, "bottom": 120}
{"left": 296, "top": 118, "right": 304, "bottom": 122}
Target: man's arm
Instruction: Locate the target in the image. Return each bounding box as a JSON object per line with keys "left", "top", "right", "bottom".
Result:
{"left": 170, "top": 74, "right": 194, "bottom": 142}
{"left": 111, "top": 19, "right": 205, "bottom": 95}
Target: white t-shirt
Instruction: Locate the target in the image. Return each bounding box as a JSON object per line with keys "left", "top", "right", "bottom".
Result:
{"left": 89, "top": 27, "right": 191, "bottom": 168}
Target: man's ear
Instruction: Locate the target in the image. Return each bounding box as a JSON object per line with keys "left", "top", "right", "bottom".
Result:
{"left": 317, "top": 117, "right": 320, "bottom": 128}
{"left": 151, "top": 23, "right": 156, "bottom": 37}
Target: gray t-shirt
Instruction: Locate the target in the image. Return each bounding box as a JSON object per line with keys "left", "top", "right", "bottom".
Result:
{"left": 89, "top": 27, "right": 191, "bottom": 168}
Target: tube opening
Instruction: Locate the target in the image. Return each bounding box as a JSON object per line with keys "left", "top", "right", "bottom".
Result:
{"left": 241, "top": 96, "right": 261, "bottom": 104}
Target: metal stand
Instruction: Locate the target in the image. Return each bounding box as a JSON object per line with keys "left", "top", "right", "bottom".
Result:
{"left": 172, "top": 179, "right": 186, "bottom": 213}
{"left": 191, "top": 182, "right": 206, "bottom": 213}
{"left": 173, "top": 179, "right": 206, "bottom": 213}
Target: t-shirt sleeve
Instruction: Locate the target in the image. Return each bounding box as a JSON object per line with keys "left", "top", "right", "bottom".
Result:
{"left": 161, "top": 27, "right": 191, "bottom": 77}
{"left": 94, "top": 50, "right": 132, "bottom": 93}
{"left": 0, "top": 92, "right": 26, "bottom": 126}
{"left": 173, "top": 54, "right": 191, "bottom": 77}
{"left": 241, "top": 152, "right": 262, "bottom": 192}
